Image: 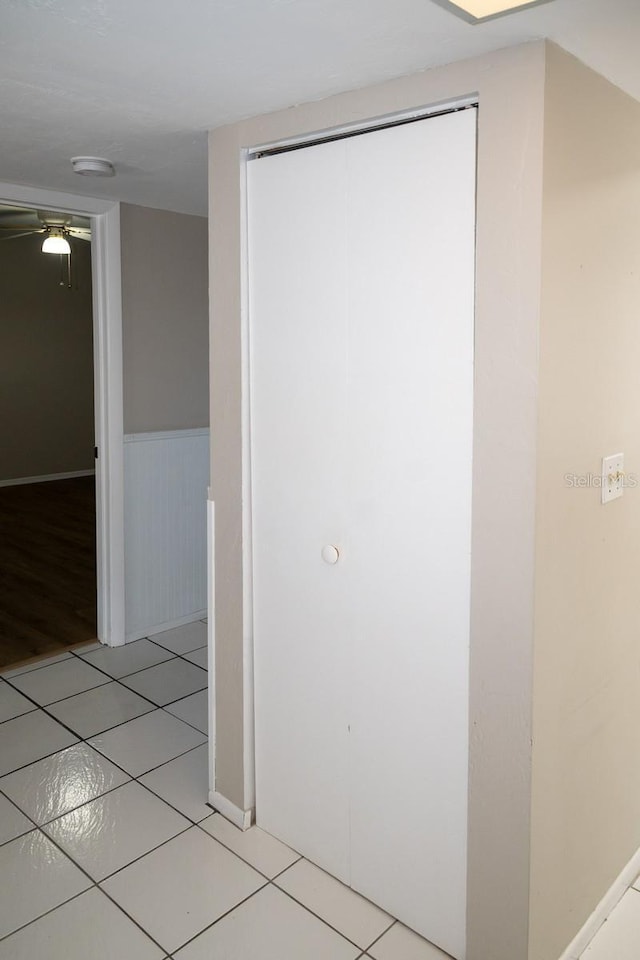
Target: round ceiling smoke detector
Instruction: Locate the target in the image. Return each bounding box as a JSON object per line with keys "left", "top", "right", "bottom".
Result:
{"left": 70, "top": 156, "right": 115, "bottom": 177}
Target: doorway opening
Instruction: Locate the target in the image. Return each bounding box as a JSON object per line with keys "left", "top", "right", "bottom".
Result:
{"left": 0, "top": 203, "right": 97, "bottom": 667}
{"left": 0, "top": 180, "right": 126, "bottom": 659}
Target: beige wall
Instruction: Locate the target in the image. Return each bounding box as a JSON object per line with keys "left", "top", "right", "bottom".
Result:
{"left": 121, "top": 204, "right": 209, "bottom": 434}
{"left": 0, "top": 232, "right": 94, "bottom": 481}
{"left": 209, "top": 42, "right": 546, "bottom": 960}
{"left": 529, "top": 46, "right": 640, "bottom": 960}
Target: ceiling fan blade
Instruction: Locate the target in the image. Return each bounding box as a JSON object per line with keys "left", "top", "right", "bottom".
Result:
{"left": 66, "top": 228, "right": 91, "bottom": 242}
{"left": 0, "top": 210, "right": 41, "bottom": 228}
{"left": 0, "top": 223, "right": 43, "bottom": 231}
{"left": 0, "top": 229, "right": 42, "bottom": 240}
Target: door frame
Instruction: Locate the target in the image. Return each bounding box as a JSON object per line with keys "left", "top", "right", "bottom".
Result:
{"left": 0, "top": 180, "right": 125, "bottom": 646}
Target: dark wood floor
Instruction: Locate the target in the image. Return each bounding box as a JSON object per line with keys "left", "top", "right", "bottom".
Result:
{"left": 0, "top": 476, "right": 97, "bottom": 668}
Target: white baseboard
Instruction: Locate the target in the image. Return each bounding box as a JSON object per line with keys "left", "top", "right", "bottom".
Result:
{"left": 126, "top": 609, "right": 208, "bottom": 644}
{"left": 558, "top": 845, "right": 640, "bottom": 960}
{"left": 0, "top": 469, "right": 95, "bottom": 488}
{"left": 209, "top": 790, "right": 253, "bottom": 831}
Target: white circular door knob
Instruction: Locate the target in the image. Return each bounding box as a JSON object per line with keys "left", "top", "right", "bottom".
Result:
{"left": 321, "top": 544, "right": 340, "bottom": 565}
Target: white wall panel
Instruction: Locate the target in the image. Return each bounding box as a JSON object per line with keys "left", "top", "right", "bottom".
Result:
{"left": 124, "top": 428, "right": 209, "bottom": 641}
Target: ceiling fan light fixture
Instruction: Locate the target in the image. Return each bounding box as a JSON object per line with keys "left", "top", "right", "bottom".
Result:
{"left": 70, "top": 156, "right": 115, "bottom": 177}
{"left": 433, "top": 0, "right": 555, "bottom": 23}
{"left": 42, "top": 230, "right": 71, "bottom": 255}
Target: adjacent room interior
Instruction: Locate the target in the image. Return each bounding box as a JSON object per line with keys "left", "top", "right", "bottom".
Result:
{"left": 0, "top": 204, "right": 96, "bottom": 668}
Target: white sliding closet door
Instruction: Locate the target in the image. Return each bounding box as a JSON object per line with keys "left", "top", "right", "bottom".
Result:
{"left": 249, "top": 108, "right": 476, "bottom": 960}
{"left": 249, "top": 139, "right": 353, "bottom": 881}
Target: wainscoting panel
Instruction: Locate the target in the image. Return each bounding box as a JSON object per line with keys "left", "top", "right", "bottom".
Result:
{"left": 124, "top": 429, "right": 209, "bottom": 641}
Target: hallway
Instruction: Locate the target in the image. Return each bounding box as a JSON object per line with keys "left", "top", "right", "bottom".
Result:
{"left": 0, "top": 621, "right": 636, "bottom": 958}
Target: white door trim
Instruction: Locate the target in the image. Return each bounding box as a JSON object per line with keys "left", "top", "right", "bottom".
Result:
{"left": 0, "top": 181, "right": 125, "bottom": 646}
{"left": 239, "top": 149, "right": 256, "bottom": 815}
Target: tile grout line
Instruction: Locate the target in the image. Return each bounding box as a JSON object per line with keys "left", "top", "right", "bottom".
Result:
{"left": 121, "top": 682, "right": 208, "bottom": 711}
{"left": 70, "top": 644, "right": 179, "bottom": 681}
{"left": 268, "top": 878, "right": 388, "bottom": 953}
{"left": 4, "top": 761, "right": 206, "bottom": 838}
{"left": 2, "top": 708, "right": 392, "bottom": 959}
{"left": 0, "top": 738, "right": 81, "bottom": 781}
{"left": 1, "top": 667, "right": 208, "bottom": 757}
{"left": 2, "top": 779, "right": 132, "bottom": 833}
{"left": 160, "top": 709, "right": 207, "bottom": 736}
{"left": 0, "top": 882, "right": 96, "bottom": 947}
{"left": 70, "top": 637, "right": 204, "bottom": 680}
{"left": 0, "top": 801, "right": 121, "bottom": 946}
{"left": 160, "top": 861, "right": 389, "bottom": 959}
{"left": 134, "top": 779, "right": 216, "bottom": 827}
{"left": 363, "top": 919, "right": 398, "bottom": 955}
{"left": 190, "top": 819, "right": 301, "bottom": 885}
{"left": 0, "top": 764, "right": 199, "bottom": 952}
{"left": 2, "top": 748, "right": 215, "bottom": 886}
{"left": 0, "top": 626, "right": 206, "bottom": 683}
{"left": 1, "top": 674, "right": 210, "bottom": 809}
{"left": 13, "top": 823, "right": 170, "bottom": 958}
{"left": 156, "top": 880, "right": 272, "bottom": 956}
{"left": 63, "top": 640, "right": 206, "bottom": 707}
{"left": 4, "top": 701, "right": 380, "bottom": 958}
{"left": 0, "top": 673, "right": 159, "bottom": 725}
{"left": 0, "top": 709, "right": 206, "bottom": 793}
{"left": 87, "top": 730, "right": 208, "bottom": 781}
{"left": 0, "top": 631, "right": 210, "bottom": 953}
{"left": 1, "top": 695, "right": 210, "bottom": 831}
{"left": 0, "top": 653, "right": 75, "bottom": 682}
{"left": 93, "top": 821, "right": 195, "bottom": 884}
{"left": 48, "top": 697, "right": 158, "bottom": 737}
{"left": 73, "top": 634, "right": 206, "bottom": 673}
{"left": 3, "top": 675, "right": 115, "bottom": 710}
{"left": 94, "top": 881, "right": 172, "bottom": 957}
{"left": 1, "top": 725, "right": 200, "bottom": 846}
{"left": 0, "top": 704, "right": 38, "bottom": 727}
{"left": 2, "top": 803, "right": 391, "bottom": 956}
{"left": 1, "top": 630, "right": 405, "bottom": 959}
{"left": 2, "top": 634, "right": 207, "bottom": 715}
{"left": 0, "top": 703, "right": 206, "bottom": 756}
{"left": 0, "top": 784, "right": 45, "bottom": 841}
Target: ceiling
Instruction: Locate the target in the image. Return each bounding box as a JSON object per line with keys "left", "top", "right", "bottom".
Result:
{"left": 0, "top": 0, "right": 638, "bottom": 217}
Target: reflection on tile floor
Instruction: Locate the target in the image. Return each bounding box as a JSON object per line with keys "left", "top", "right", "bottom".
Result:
{"left": 6, "top": 617, "right": 625, "bottom": 958}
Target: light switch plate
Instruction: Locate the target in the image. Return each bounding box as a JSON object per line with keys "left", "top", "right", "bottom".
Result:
{"left": 602, "top": 453, "right": 624, "bottom": 504}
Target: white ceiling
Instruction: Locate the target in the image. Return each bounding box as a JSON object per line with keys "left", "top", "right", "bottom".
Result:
{"left": 0, "top": 0, "right": 638, "bottom": 217}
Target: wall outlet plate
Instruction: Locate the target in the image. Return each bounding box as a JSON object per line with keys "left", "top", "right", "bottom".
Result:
{"left": 602, "top": 453, "right": 624, "bottom": 504}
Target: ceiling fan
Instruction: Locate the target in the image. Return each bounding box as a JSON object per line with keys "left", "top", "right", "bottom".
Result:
{"left": 0, "top": 206, "right": 91, "bottom": 287}
{"left": 0, "top": 208, "right": 91, "bottom": 249}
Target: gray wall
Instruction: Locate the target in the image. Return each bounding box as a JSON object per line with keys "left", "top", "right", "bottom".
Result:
{"left": 529, "top": 44, "right": 640, "bottom": 960}
{"left": 121, "top": 203, "right": 209, "bottom": 434}
{"left": 0, "top": 232, "right": 94, "bottom": 482}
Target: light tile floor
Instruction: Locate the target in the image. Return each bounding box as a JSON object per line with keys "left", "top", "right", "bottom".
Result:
{"left": 577, "top": 885, "right": 640, "bottom": 960}
{"left": 0, "top": 620, "right": 451, "bottom": 959}
{"left": 5, "top": 618, "right": 631, "bottom": 958}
